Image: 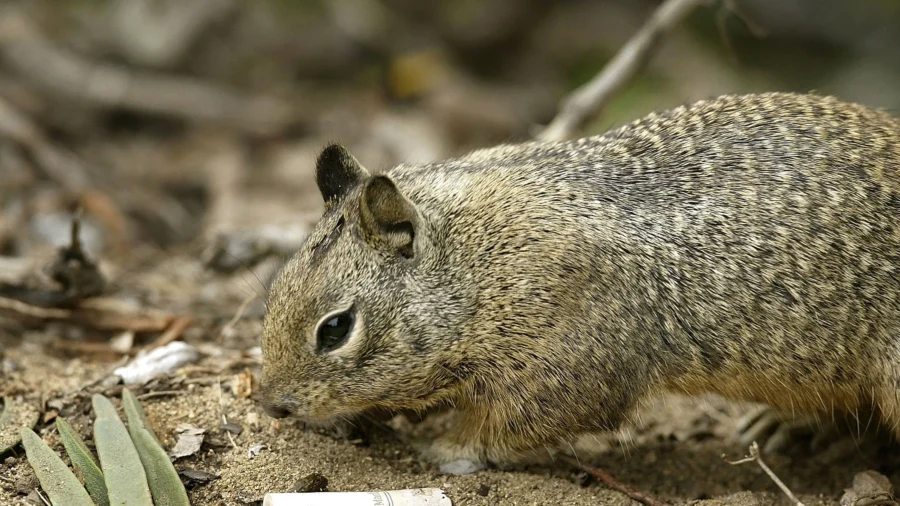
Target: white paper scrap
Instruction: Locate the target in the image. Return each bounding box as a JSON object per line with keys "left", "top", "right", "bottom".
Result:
{"left": 114, "top": 341, "right": 199, "bottom": 384}
{"left": 263, "top": 488, "right": 452, "bottom": 506}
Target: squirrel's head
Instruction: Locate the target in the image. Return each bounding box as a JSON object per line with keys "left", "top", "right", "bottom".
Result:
{"left": 260, "top": 144, "right": 467, "bottom": 422}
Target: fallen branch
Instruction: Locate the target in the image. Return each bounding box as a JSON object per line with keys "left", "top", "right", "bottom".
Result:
{"left": 0, "top": 296, "right": 173, "bottom": 332}
{"left": 53, "top": 339, "right": 124, "bottom": 360}
{"left": 0, "top": 94, "right": 92, "bottom": 190}
{"left": 0, "top": 256, "right": 37, "bottom": 285}
{"left": 0, "top": 8, "right": 294, "bottom": 136}
{"left": 725, "top": 441, "right": 805, "bottom": 506}
{"left": 538, "top": 0, "right": 713, "bottom": 141}
{"left": 135, "top": 390, "right": 186, "bottom": 401}
{"left": 140, "top": 317, "right": 193, "bottom": 354}
{"left": 218, "top": 293, "right": 258, "bottom": 343}
{"left": 109, "top": 0, "right": 239, "bottom": 68}
{"left": 0, "top": 94, "right": 194, "bottom": 250}
{"left": 561, "top": 455, "right": 672, "bottom": 506}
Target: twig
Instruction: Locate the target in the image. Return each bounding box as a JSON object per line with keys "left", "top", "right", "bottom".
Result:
{"left": 136, "top": 390, "right": 186, "bottom": 401}
{"left": 0, "top": 211, "right": 106, "bottom": 306}
{"left": 109, "top": 0, "right": 239, "bottom": 68}
{"left": 216, "top": 376, "right": 238, "bottom": 449}
{"left": 0, "top": 8, "right": 294, "bottom": 136}
{"left": 0, "top": 296, "right": 79, "bottom": 320}
{"left": 218, "top": 293, "right": 258, "bottom": 343}
{"left": 538, "top": 0, "right": 713, "bottom": 141}
{"left": 561, "top": 455, "right": 672, "bottom": 506}
{"left": 140, "top": 316, "right": 193, "bottom": 354}
{"left": 0, "top": 256, "right": 36, "bottom": 285}
{"left": 0, "top": 295, "right": 173, "bottom": 332}
{"left": 0, "top": 94, "right": 91, "bottom": 190}
{"left": 725, "top": 441, "right": 805, "bottom": 506}
{"left": 53, "top": 339, "right": 123, "bottom": 358}
{"left": 35, "top": 488, "right": 51, "bottom": 506}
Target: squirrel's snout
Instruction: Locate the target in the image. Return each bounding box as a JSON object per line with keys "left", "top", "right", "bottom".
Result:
{"left": 262, "top": 399, "right": 292, "bottom": 419}
{"left": 260, "top": 390, "right": 293, "bottom": 419}
{"left": 264, "top": 403, "right": 292, "bottom": 419}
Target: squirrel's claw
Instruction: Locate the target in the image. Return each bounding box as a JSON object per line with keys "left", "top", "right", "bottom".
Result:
{"left": 734, "top": 405, "right": 823, "bottom": 454}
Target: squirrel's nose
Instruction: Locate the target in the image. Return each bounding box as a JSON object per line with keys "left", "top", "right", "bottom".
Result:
{"left": 263, "top": 401, "right": 291, "bottom": 419}
{"left": 261, "top": 395, "right": 292, "bottom": 419}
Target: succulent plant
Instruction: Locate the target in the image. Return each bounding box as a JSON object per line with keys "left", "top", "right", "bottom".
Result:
{"left": 56, "top": 417, "right": 109, "bottom": 506}
{"left": 19, "top": 390, "right": 191, "bottom": 506}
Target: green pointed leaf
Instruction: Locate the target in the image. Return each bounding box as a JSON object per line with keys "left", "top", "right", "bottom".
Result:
{"left": 0, "top": 397, "right": 40, "bottom": 457}
{"left": 122, "top": 389, "right": 190, "bottom": 506}
{"left": 57, "top": 417, "right": 109, "bottom": 506}
{"left": 20, "top": 428, "right": 95, "bottom": 506}
{"left": 121, "top": 388, "right": 161, "bottom": 445}
{"left": 91, "top": 394, "right": 153, "bottom": 506}
{"left": 131, "top": 423, "right": 192, "bottom": 506}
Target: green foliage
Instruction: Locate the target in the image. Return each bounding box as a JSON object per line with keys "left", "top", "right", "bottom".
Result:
{"left": 92, "top": 394, "right": 154, "bottom": 506}
{"left": 122, "top": 388, "right": 162, "bottom": 446}
{"left": 123, "top": 389, "right": 190, "bottom": 506}
{"left": 19, "top": 428, "right": 95, "bottom": 506}
{"left": 57, "top": 417, "right": 110, "bottom": 506}
{"left": 20, "top": 391, "right": 191, "bottom": 506}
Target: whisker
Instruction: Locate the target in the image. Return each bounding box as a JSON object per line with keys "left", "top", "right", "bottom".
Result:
{"left": 227, "top": 251, "right": 268, "bottom": 299}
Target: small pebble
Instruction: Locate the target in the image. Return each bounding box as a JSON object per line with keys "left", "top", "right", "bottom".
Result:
{"left": 289, "top": 472, "right": 329, "bottom": 493}
{"left": 178, "top": 468, "right": 220, "bottom": 489}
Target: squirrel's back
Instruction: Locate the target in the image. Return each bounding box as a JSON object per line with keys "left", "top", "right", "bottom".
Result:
{"left": 261, "top": 92, "right": 900, "bottom": 465}
{"left": 388, "top": 91, "right": 900, "bottom": 420}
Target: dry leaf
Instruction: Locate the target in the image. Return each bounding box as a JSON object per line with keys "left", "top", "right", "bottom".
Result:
{"left": 231, "top": 369, "right": 254, "bottom": 398}
{"left": 169, "top": 423, "right": 205, "bottom": 460}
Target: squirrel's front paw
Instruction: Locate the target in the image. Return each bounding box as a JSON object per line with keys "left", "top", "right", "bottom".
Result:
{"left": 415, "top": 437, "right": 486, "bottom": 475}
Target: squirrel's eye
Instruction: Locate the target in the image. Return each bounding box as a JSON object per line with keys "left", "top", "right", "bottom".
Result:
{"left": 316, "top": 310, "right": 354, "bottom": 353}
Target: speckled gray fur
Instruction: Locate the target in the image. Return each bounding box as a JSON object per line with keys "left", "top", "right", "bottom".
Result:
{"left": 261, "top": 92, "right": 899, "bottom": 465}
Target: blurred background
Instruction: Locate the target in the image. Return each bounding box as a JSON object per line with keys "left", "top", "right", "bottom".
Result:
{"left": 1, "top": 0, "right": 899, "bottom": 261}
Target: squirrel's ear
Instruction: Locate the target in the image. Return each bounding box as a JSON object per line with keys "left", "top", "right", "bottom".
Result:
{"left": 358, "top": 175, "right": 419, "bottom": 258}
{"left": 316, "top": 144, "right": 370, "bottom": 205}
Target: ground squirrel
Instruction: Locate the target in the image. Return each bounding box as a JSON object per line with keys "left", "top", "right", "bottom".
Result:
{"left": 260, "top": 92, "right": 900, "bottom": 467}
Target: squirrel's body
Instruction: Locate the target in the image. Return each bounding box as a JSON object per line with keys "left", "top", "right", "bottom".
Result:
{"left": 261, "top": 92, "right": 900, "bottom": 465}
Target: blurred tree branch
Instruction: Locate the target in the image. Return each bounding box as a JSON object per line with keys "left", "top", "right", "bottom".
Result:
{"left": 538, "top": 0, "right": 715, "bottom": 142}
{"left": 0, "top": 7, "right": 294, "bottom": 137}
{"left": 109, "top": 0, "right": 239, "bottom": 68}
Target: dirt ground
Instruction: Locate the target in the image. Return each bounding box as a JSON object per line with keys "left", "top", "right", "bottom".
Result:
{"left": 3, "top": 263, "right": 900, "bottom": 506}
{"left": 4, "top": 346, "right": 900, "bottom": 506}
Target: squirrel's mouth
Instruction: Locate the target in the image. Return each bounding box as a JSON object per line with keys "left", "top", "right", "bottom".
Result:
{"left": 265, "top": 380, "right": 457, "bottom": 424}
